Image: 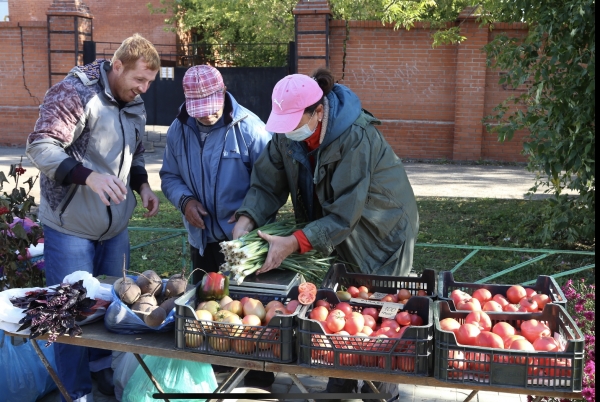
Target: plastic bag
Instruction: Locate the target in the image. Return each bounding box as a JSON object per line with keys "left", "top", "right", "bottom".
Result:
{"left": 0, "top": 330, "right": 57, "bottom": 402}
{"left": 112, "top": 352, "right": 141, "bottom": 401}
{"left": 104, "top": 276, "right": 176, "bottom": 334}
{"left": 122, "top": 355, "right": 217, "bottom": 402}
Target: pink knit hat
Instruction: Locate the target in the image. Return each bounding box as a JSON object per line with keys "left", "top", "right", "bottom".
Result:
{"left": 265, "top": 74, "right": 323, "bottom": 133}
{"left": 183, "top": 65, "right": 225, "bottom": 118}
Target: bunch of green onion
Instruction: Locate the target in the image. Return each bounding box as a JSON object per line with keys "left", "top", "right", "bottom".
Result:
{"left": 219, "top": 220, "right": 334, "bottom": 285}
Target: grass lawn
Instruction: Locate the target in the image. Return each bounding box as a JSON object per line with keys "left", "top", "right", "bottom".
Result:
{"left": 128, "top": 192, "right": 595, "bottom": 287}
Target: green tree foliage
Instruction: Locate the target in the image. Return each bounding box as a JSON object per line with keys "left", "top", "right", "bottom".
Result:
{"left": 483, "top": 0, "right": 595, "bottom": 245}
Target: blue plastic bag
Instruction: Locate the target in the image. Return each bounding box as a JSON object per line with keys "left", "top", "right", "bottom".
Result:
{"left": 122, "top": 355, "right": 217, "bottom": 402}
{"left": 0, "top": 330, "right": 57, "bottom": 402}
{"left": 104, "top": 276, "right": 176, "bottom": 334}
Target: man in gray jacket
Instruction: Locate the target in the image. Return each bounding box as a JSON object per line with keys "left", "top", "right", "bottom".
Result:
{"left": 26, "top": 34, "right": 160, "bottom": 401}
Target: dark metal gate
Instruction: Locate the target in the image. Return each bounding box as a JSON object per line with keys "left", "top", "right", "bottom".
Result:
{"left": 88, "top": 41, "right": 296, "bottom": 126}
{"left": 141, "top": 66, "right": 289, "bottom": 126}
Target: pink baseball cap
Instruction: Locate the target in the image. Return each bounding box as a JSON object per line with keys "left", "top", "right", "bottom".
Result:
{"left": 265, "top": 74, "right": 323, "bottom": 133}
{"left": 183, "top": 65, "right": 225, "bottom": 118}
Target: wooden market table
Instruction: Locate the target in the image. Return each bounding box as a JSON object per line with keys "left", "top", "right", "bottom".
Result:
{"left": 6, "top": 274, "right": 584, "bottom": 402}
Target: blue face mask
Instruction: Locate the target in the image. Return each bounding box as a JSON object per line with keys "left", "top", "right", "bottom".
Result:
{"left": 284, "top": 111, "right": 317, "bottom": 141}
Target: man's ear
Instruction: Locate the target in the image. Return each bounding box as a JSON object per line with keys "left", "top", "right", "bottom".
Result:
{"left": 112, "top": 59, "right": 123, "bottom": 75}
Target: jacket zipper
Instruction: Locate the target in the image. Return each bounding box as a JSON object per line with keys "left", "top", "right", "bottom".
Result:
{"left": 58, "top": 185, "right": 79, "bottom": 226}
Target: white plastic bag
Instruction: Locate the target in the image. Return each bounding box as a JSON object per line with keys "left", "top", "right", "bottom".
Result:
{"left": 112, "top": 352, "right": 141, "bottom": 401}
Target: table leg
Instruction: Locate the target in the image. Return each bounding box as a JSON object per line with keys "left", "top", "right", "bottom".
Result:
{"left": 462, "top": 390, "right": 478, "bottom": 402}
{"left": 288, "top": 373, "right": 316, "bottom": 402}
{"left": 30, "top": 340, "right": 73, "bottom": 402}
{"left": 133, "top": 353, "right": 170, "bottom": 402}
{"left": 363, "top": 380, "right": 387, "bottom": 402}
{"left": 208, "top": 369, "right": 250, "bottom": 402}
{"left": 213, "top": 368, "right": 242, "bottom": 393}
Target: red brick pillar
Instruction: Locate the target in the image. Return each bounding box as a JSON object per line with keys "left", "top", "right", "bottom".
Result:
{"left": 46, "top": 0, "right": 93, "bottom": 87}
{"left": 293, "top": 0, "right": 332, "bottom": 75}
{"left": 452, "top": 7, "right": 489, "bottom": 160}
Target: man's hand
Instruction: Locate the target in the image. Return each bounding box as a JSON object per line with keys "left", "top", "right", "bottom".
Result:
{"left": 139, "top": 183, "right": 159, "bottom": 217}
{"left": 85, "top": 172, "right": 127, "bottom": 206}
{"left": 232, "top": 215, "right": 255, "bottom": 239}
{"left": 184, "top": 199, "right": 208, "bottom": 229}
{"left": 256, "top": 232, "right": 299, "bottom": 275}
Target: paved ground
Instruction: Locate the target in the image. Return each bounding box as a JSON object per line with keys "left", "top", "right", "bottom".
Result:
{"left": 1, "top": 125, "right": 553, "bottom": 202}
{"left": 7, "top": 126, "right": 542, "bottom": 401}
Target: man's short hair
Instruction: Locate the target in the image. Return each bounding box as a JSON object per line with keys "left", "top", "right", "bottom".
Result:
{"left": 112, "top": 33, "right": 160, "bottom": 71}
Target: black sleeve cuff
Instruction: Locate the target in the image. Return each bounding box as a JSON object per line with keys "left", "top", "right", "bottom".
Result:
{"left": 179, "top": 195, "right": 196, "bottom": 214}
{"left": 56, "top": 157, "right": 82, "bottom": 185}
{"left": 130, "top": 165, "right": 149, "bottom": 193}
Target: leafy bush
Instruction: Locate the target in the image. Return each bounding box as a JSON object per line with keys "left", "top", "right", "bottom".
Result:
{"left": 0, "top": 159, "right": 44, "bottom": 289}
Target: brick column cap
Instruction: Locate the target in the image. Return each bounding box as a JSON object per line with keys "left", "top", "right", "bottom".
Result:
{"left": 293, "top": 0, "right": 332, "bottom": 16}
{"left": 46, "top": 0, "right": 93, "bottom": 19}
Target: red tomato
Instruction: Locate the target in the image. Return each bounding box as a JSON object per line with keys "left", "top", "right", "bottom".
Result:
{"left": 483, "top": 300, "right": 504, "bottom": 312}
{"left": 344, "top": 312, "right": 365, "bottom": 335}
{"left": 417, "top": 289, "right": 428, "bottom": 297}
{"left": 506, "top": 285, "right": 527, "bottom": 304}
{"left": 310, "top": 306, "right": 330, "bottom": 322}
{"left": 298, "top": 282, "right": 317, "bottom": 295}
{"left": 509, "top": 339, "right": 535, "bottom": 365}
{"left": 311, "top": 348, "right": 333, "bottom": 364}
{"left": 504, "top": 334, "right": 527, "bottom": 349}
{"left": 242, "top": 314, "right": 262, "bottom": 327}
{"left": 519, "top": 297, "right": 539, "bottom": 312}
{"left": 533, "top": 336, "right": 560, "bottom": 352}
{"left": 545, "top": 358, "right": 572, "bottom": 377}
{"left": 391, "top": 294, "right": 399, "bottom": 303}
{"left": 397, "top": 289, "right": 412, "bottom": 300}
{"left": 326, "top": 309, "right": 346, "bottom": 333}
{"left": 286, "top": 300, "right": 301, "bottom": 314}
{"left": 347, "top": 286, "right": 360, "bottom": 298}
{"left": 319, "top": 321, "right": 333, "bottom": 334}
{"left": 472, "top": 288, "right": 493, "bottom": 305}
{"left": 439, "top": 318, "right": 461, "bottom": 334}
{"left": 361, "top": 326, "right": 374, "bottom": 336}
{"left": 379, "top": 355, "right": 398, "bottom": 370}
{"left": 456, "top": 298, "right": 482, "bottom": 311}
{"left": 298, "top": 292, "right": 316, "bottom": 305}
{"left": 266, "top": 300, "right": 285, "bottom": 311}
{"left": 240, "top": 296, "right": 251, "bottom": 306}
{"left": 358, "top": 286, "right": 369, "bottom": 294}
{"left": 456, "top": 323, "right": 481, "bottom": 346}
{"left": 409, "top": 313, "right": 424, "bottom": 326}
{"left": 396, "top": 346, "right": 416, "bottom": 372}
{"left": 492, "top": 294, "right": 510, "bottom": 307}
{"left": 395, "top": 311, "right": 412, "bottom": 326}
{"left": 503, "top": 303, "right": 520, "bottom": 312}
{"left": 358, "top": 291, "right": 369, "bottom": 299}
{"left": 335, "top": 302, "right": 353, "bottom": 318}
{"left": 492, "top": 322, "right": 516, "bottom": 342}
{"left": 532, "top": 294, "right": 550, "bottom": 310}
{"left": 476, "top": 331, "right": 504, "bottom": 349}
{"left": 362, "top": 307, "right": 379, "bottom": 320}
{"left": 264, "top": 308, "right": 285, "bottom": 325}
{"left": 521, "top": 319, "right": 551, "bottom": 343}
{"left": 381, "top": 319, "right": 400, "bottom": 331}
{"left": 340, "top": 349, "right": 360, "bottom": 366}
{"left": 378, "top": 327, "right": 399, "bottom": 338}
{"left": 315, "top": 299, "right": 330, "bottom": 309}
{"left": 362, "top": 314, "right": 376, "bottom": 330}
{"left": 450, "top": 289, "right": 470, "bottom": 305}
{"left": 525, "top": 288, "right": 538, "bottom": 298}
{"left": 465, "top": 311, "right": 492, "bottom": 332}
{"left": 381, "top": 295, "right": 395, "bottom": 302}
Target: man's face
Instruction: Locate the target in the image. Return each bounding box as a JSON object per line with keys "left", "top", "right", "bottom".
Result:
{"left": 196, "top": 107, "right": 224, "bottom": 126}
{"left": 111, "top": 58, "right": 158, "bottom": 103}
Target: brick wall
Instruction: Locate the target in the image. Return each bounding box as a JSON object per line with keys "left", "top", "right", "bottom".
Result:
{"left": 295, "top": 2, "right": 530, "bottom": 162}
{"left": 0, "top": 22, "right": 48, "bottom": 146}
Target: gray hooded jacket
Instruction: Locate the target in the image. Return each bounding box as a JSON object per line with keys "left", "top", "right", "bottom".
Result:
{"left": 26, "top": 60, "right": 148, "bottom": 241}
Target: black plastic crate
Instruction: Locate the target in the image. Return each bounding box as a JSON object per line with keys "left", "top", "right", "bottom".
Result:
{"left": 434, "top": 300, "right": 584, "bottom": 392}
{"left": 438, "top": 271, "right": 566, "bottom": 309}
{"left": 174, "top": 285, "right": 301, "bottom": 363}
{"left": 298, "top": 289, "right": 434, "bottom": 376}
{"left": 321, "top": 263, "right": 437, "bottom": 299}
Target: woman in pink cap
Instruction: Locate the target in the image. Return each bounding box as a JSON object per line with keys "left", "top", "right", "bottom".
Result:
{"left": 234, "top": 68, "right": 418, "bottom": 279}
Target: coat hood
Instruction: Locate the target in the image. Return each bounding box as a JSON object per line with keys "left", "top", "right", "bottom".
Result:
{"left": 320, "top": 84, "right": 362, "bottom": 148}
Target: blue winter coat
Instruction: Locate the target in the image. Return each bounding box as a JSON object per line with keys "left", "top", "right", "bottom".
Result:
{"left": 160, "top": 92, "right": 271, "bottom": 254}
